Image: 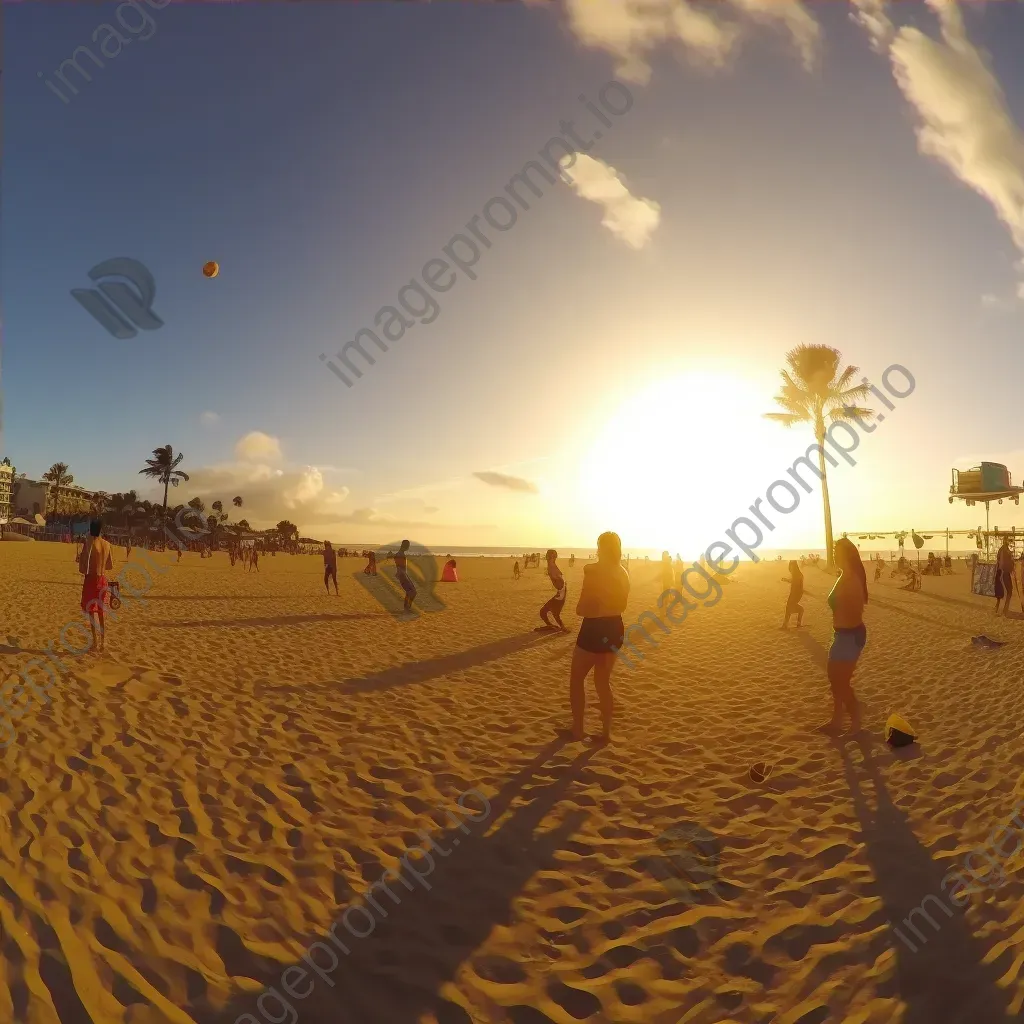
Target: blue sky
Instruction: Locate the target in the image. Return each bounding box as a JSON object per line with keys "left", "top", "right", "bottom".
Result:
{"left": 5, "top": 0, "right": 1024, "bottom": 550}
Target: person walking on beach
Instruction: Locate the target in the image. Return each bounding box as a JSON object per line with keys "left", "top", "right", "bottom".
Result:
{"left": 251, "top": 545, "right": 260, "bottom": 572}
{"left": 781, "top": 560, "right": 804, "bottom": 628}
{"left": 567, "top": 531, "right": 630, "bottom": 745}
{"left": 660, "top": 551, "right": 673, "bottom": 593}
{"left": 996, "top": 536, "right": 1014, "bottom": 616}
{"left": 395, "top": 539, "right": 417, "bottom": 612}
{"left": 821, "top": 538, "right": 868, "bottom": 735}
{"left": 79, "top": 518, "right": 114, "bottom": 655}
{"left": 513, "top": 560, "right": 521, "bottom": 581}
{"left": 539, "top": 549, "right": 569, "bottom": 632}
{"left": 323, "top": 541, "right": 339, "bottom": 595}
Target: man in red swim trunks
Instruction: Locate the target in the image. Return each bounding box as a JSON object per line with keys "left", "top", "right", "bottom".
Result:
{"left": 79, "top": 518, "right": 115, "bottom": 654}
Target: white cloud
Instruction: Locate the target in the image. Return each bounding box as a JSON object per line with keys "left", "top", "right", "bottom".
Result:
{"left": 235, "top": 431, "right": 282, "bottom": 462}
{"left": 725, "top": 0, "right": 820, "bottom": 71}
{"left": 850, "top": 0, "right": 894, "bottom": 52}
{"left": 554, "top": 0, "right": 818, "bottom": 84}
{"left": 560, "top": 154, "right": 661, "bottom": 248}
{"left": 183, "top": 461, "right": 351, "bottom": 527}
{"left": 864, "top": 0, "right": 1024, "bottom": 297}
{"left": 199, "top": 411, "right": 220, "bottom": 427}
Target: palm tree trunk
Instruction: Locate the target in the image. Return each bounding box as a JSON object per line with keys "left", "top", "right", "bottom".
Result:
{"left": 162, "top": 477, "right": 170, "bottom": 513}
{"left": 816, "top": 420, "right": 835, "bottom": 568}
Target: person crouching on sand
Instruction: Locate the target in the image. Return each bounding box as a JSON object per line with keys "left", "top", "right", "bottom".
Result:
{"left": 567, "top": 531, "right": 630, "bottom": 745}
{"left": 539, "top": 549, "right": 569, "bottom": 632}
{"left": 782, "top": 560, "right": 804, "bottom": 629}
{"left": 79, "top": 518, "right": 114, "bottom": 655}
{"left": 822, "top": 537, "right": 868, "bottom": 735}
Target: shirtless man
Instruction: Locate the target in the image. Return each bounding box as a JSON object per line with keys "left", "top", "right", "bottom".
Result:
{"left": 997, "top": 536, "right": 1015, "bottom": 616}
{"left": 79, "top": 518, "right": 115, "bottom": 654}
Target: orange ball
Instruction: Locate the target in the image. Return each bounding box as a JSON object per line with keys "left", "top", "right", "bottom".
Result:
{"left": 202, "top": 261, "right": 219, "bottom": 278}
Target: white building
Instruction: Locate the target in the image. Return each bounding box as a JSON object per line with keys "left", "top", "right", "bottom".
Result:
{"left": 0, "top": 460, "right": 12, "bottom": 521}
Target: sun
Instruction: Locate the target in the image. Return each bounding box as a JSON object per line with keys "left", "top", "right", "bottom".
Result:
{"left": 577, "top": 371, "right": 788, "bottom": 553}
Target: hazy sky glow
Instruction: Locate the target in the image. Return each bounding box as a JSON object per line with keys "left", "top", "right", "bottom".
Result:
{"left": 6, "top": 0, "right": 1024, "bottom": 550}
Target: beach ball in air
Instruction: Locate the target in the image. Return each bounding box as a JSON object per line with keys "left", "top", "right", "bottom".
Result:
{"left": 202, "top": 261, "right": 219, "bottom": 278}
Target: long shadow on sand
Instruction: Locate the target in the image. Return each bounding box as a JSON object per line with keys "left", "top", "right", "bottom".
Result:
{"left": 148, "top": 613, "right": 386, "bottom": 629}
{"left": 314, "top": 631, "right": 561, "bottom": 695}
{"left": 197, "top": 738, "right": 593, "bottom": 1024}
{"left": 837, "top": 735, "right": 1012, "bottom": 1023}
{"left": 796, "top": 631, "right": 1012, "bottom": 1020}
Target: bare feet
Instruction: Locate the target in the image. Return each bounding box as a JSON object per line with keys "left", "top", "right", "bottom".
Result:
{"left": 589, "top": 734, "right": 610, "bottom": 746}
{"left": 817, "top": 720, "right": 844, "bottom": 736}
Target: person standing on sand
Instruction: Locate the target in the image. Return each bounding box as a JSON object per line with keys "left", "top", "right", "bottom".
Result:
{"left": 79, "top": 518, "right": 114, "bottom": 655}
{"left": 251, "top": 544, "right": 260, "bottom": 572}
{"left": 567, "top": 531, "right": 630, "bottom": 745}
{"left": 996, "top": 537, "right": 1014, "bottom": 616}
{"left": 660, "top": 551, "right": 673, "bottom": 593}
{"left": 324, "top": 541, "right": 339, "bottom": 594}
{"left": 781, "top": 560, "right": 804, "bottom": 628}
{"left": 395, "top": 539, "right": 417, "bottom": 612}
{"left": 539, "top": 549, "right": 569, "bottom": 632}
{"left": 821, "top": 538, "right": 868, "bottom": 735}
{"left": 513, "top": 560, "right": 521, "bottom": 580}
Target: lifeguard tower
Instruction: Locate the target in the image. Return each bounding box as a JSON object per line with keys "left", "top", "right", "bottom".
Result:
{"left": 949, "top": 463, "right": 1022, "bottom": 541}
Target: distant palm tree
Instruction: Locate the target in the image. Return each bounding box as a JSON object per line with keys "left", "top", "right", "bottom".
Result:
{"left": 185, "top": 496, "right": 206, "bottom": 531}
{"left": 764, "top": 345, "right": 871, "bottom": 568}
{"left": 232, "top": 495, "right": 243, "bottom": 509}
{"left": 42, "top": 462, "right": 74, "bottom": 516}
{"left": 139, "top": 446, "right": 189, "bottom": 513}
{"left": 237, "top": 518, "right": 251, "bottom": 532}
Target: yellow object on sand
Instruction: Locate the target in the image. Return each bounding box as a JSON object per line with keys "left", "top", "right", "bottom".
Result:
{"left": 885, "top": 713, "right": 917, "bottom": 747}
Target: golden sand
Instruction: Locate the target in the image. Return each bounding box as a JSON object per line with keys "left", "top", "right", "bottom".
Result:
{"left": 3, "top": 543, "right": 1024, "bottom": 1023}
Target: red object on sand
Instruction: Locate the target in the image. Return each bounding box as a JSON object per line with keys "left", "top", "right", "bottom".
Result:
{"left": 81, "top": 575, "right": 109, "bottom": 612}
{"left": 441, "top": 561, "right": 458, "bottom": 583}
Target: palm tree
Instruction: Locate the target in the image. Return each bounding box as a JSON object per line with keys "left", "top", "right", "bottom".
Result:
{"left": 276, "top": 520, "right": 298, "bottom": 546}
{"left": 185, "top": 496, "right": 206, "bottom": 531}
{"left": 764, "top": 345, "right": 871, "bottom": 568}
{"left": 42, "top": 463, "right": 74, "bottom": 516}
{"left": 232, "top": 495, "right": 243, "bottom": 510}
{"left": 138, "top": 446, "right": 189, "bottom": 513}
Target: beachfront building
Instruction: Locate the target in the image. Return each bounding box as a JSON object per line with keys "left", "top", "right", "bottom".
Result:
{"left": 0, "top": 459, "right": 12, "bottom": 521}
{"left": 13, "top": 479, "right": 51, "bottom": 518}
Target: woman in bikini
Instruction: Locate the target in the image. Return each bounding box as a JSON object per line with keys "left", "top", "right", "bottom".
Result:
{"left": 567, "top": 531, "right": 630, "bottom": 745}
{"left": 822, "top": 537, "right": 868, "bottom": 734}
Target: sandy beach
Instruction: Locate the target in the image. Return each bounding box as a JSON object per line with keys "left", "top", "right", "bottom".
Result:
{"left": 1, "top": 543, "right": 1023, "bottom": 1023}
